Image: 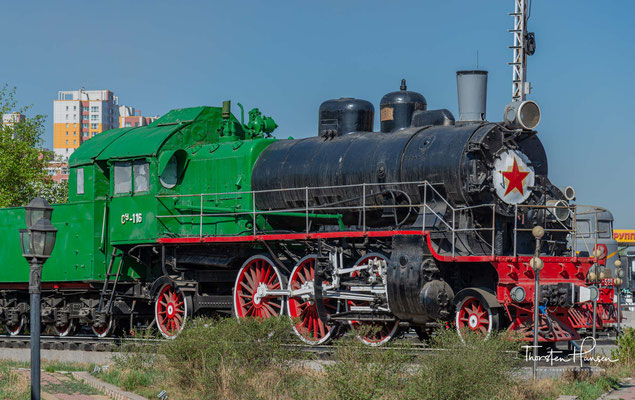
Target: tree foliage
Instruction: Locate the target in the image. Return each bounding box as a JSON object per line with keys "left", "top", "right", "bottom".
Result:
{"left": 0, "top": 84, "right": 67, "bottom": 207}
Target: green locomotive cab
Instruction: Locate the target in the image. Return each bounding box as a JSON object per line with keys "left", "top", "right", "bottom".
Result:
{"left": 0, "top": 101, "right": 280, "bottom": 338}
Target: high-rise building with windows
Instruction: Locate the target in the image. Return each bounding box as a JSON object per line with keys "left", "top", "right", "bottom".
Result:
{"left": 53, "top": 89, "right": 121, "bottom": 159}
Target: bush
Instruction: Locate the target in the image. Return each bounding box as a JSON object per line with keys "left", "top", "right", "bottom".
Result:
{"left": 405, "top": 328, "right": 522, "bottom": 400}
{"left": 324, "top": 337, "right": 413, "bottom": 400}
{"left": 160, "top": 316, "right": 300, "bottom": 399}
{"left": 611, "top": 326, "right": 635, "bottom": 368}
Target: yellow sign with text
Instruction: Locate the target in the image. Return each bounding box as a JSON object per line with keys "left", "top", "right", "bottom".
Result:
{"left": 613, "top": 229, "right": 635, "bottom": 244}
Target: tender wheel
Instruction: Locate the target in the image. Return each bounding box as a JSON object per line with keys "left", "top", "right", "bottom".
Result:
{"left": 288, "top": 255, "right": 338, "bottom": 345}
{"left": 455, "top": 295, "right": 499, "bottom": 340}
{"left": 91, "top": 316, "right": 115, "bottom": 338}
{"left": 346, "top": 253, "right": 399, "bottom": 346}
{"left": 54, "top": 320, "right": 76, "bottom": 337}
{"left": 5, "top": 315, "right": 27, "bottom": 336}
{"left": 234, "top": 255, "right": 284, "bottom": 319}
{"left": 155, "top": 284, "right": 189, "bottom": 339}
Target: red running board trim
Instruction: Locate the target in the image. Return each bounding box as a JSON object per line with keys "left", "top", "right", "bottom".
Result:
{"left": 157, "top": 231, "right": 595, "bottom": 264}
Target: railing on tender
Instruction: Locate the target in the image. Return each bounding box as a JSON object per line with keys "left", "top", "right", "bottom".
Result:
{"left": 155, "top": 181, "right": 605, "bottom": 259}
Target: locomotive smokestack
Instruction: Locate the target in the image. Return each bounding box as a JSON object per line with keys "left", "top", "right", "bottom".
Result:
{"left": 456, "top": 70, "right": 488, "bottom": 122}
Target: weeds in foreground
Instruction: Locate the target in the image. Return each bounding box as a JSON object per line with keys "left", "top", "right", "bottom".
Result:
{"left": 0, "top": 363, "right": 29, "bottom": 400}
{"left": 611, "top": 326, "right": 635, "bottom": 368}
{"left": 325, "top": 337, "right": 413, "bottom": 400}
{"left": 160, "top": 316, "right": 299, "bottom": 399}
{"left": 407, "top": 329, "right": 522, "bottom": 400}
{"left": 92, "top": 317, "right": 633, "bottom": 400}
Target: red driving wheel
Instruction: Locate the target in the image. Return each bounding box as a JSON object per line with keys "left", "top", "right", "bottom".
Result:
{"left": 234, "top": 255, "right": 283, "bottom": 319}
{"left": 288, "top": 255, "right": 337, "bottom": 345}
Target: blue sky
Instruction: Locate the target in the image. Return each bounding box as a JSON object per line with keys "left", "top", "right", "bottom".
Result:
{"left": 2, "top": 1, "right": 633, "bottom": 227}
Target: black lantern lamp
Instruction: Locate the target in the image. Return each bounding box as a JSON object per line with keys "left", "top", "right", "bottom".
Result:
{"left": 21, "top": 198, "right": 57, "bottom": 262}
{"left": 20, "top": 228, "right": 33, "bottom": 258}
{"left": 24, "top": 197, "right": 53, "bottom": 231}
{"left": 20, "top": 220, "right": 57, "bottom": 261}
{"left": 28, "top": 218, "right": 57, "bottom": 260}
{"left": 20, "top": 197, "right": 57, "bottom": 400}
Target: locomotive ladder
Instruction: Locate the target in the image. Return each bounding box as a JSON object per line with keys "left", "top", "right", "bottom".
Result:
{"left": 97, "top": 248, "right": 124, "bottom": 314}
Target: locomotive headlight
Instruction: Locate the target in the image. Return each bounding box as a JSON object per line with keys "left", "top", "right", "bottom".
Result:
{"left": 589, "top": 286, "right": 600, "bottom": 302}
{"left": 510, "top": 286, "right": 526, "bottom": 302}
{"left": 562, "top": 186, "right": 576, "bottom": 201}
{"left": 546, "top": 200, "right": 570, "bottom": 222}
{"left": 504, "top": 100, "right": 541, "bottom": 130}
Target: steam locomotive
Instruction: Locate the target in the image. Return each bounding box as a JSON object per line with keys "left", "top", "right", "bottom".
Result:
{"left": 0, "top": 72, "right": 606, "bottom": 346}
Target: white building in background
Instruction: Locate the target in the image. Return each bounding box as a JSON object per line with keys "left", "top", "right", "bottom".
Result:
{"left": 2, "top": 112, "right": 25, "bottom": 127}
{"left": 119, "top": 105, "right": 158, "bottom": 128}
{"left": 53, "top": 89, "right": 121, "bottom": 159}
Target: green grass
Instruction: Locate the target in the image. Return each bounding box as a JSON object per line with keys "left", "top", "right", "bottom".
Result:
{"left": 42, "top": 375, "right": 100, "bottom": 396}
{"left": 557, "top": 375, "right": 621, "bottom": 400}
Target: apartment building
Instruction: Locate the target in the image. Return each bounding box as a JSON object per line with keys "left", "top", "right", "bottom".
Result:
{"left": 53, "top": 89, "right": 120, "bottom": 159}
{"left": 2, "top": 112, "right": 25, "bottom": 127}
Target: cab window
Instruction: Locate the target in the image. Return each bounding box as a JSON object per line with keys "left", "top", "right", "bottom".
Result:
{"left": 76, "top": 168, "right": 85, "bottom": 195}
{"left": 114, "top": 160, "right": 150, "bottom": 194}
{"left": 133, "top": 161, "right": 149, "bottom": 192}
{"left": 577, "top": 220, "right": 590, "bottom": 238}
{"left": 114, "top": 162, "right": 132, "bottom": 194}
{"left": 598, "top": 220, "right": 612, "bottom": 239}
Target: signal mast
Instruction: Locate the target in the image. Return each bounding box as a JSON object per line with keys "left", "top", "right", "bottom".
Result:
{"left": 510, "top": 0, "right": 536, "bottom": 102}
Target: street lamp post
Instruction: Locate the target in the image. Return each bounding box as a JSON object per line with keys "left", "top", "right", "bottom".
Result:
{"left": 614, "top": 259, "right": 624, "bottom": 334}
{"left": 530, "top": 225, "right": 545, "bottom": 380}
{"left": 19, "top": 198, "right": 57, "bottom": 400}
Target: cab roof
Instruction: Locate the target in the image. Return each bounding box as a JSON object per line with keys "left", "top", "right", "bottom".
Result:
{"left": 68, "top": 106, "right": 218, "bottom": 167}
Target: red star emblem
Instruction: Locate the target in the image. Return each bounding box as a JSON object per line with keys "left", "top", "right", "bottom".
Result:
{"left": 502, "top": 158, "right": 530, "bottom": 196}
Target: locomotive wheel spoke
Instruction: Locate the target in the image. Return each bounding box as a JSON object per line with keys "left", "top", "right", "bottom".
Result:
{"left": 155, "top": 284, "right": 188, "bottom": 339}
{"left": 288, "top": 255, "right": 335, "bottom": 345}
{"left": 455, "top": 296, "right": 496, "bottom": 341}
{"left": 234, "top": 256, "right": 283, "bottom": 320}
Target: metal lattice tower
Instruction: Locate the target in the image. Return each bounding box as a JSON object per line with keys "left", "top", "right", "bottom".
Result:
{"left": 510, "top": 0, "right": 530, "bottom": 101}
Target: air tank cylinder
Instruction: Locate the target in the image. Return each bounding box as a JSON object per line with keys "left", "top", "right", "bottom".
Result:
{"left": 380, "top": 79, "right": 427, "bottom": 132}
{"left": 456, "top": 70, "right": 488, "bottom": 122}
{"left": 318, "top": 98, "right": 374, "bottom": 138}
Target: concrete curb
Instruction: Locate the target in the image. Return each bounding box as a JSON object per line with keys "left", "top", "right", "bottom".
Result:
{"left": 71, "top": 371, "right": 148, "bottom": 400}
